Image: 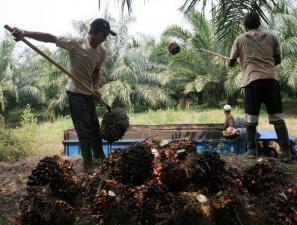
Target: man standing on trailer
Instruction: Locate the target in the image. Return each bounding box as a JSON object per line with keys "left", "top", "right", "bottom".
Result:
{"left": 11, "top": 18, "right": 117, "bottom": 171}
{"left": 229, "top": 12, "right": 292, "bottom": 161}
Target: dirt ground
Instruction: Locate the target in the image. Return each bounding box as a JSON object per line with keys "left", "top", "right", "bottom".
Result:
{"left": 0, "top": 154, "right": 296, "bottom": 225}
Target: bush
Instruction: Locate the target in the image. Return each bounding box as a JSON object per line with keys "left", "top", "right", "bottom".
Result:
{"left": 5, "top": 108, "right": 23, "bottom": 126}
{"left": 0, "top": 119, "right": 28, "bottom": 161}
{"left": 0, "top": 105, "right": 37, "bottom": 161}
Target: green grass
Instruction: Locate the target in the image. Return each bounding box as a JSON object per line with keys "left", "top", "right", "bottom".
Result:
{"left": 128, "top": 107, "right": 243, "bottom": 124}
{"left": 33, "top": 116, "right": 72, "bottom": 155}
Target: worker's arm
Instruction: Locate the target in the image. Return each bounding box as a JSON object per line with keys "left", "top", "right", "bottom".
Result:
{"left": 92, "top": 49, "right": 106, "bottom": 100}
{"left": 92, "top": 66, "right": 101, "bottom": 100}
{"left": 11, "top": 28, "right": 56, "bottom": 43}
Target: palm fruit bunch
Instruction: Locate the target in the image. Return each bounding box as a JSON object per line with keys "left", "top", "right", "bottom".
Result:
{"left": 186, "top": 151, "right": 227, "bottom": 193}
{"left": 20, "top": 189, "right": 75, "bottom": 225}
{"left": 167, "top": 192, "right": 213, "bottom": 225}
{"left": 224, "top": 166, "right": 244, "bottom": 193}
{"left": 85, "top": 175, "right": 143, "bottom": 225}
{"left": 98, "top": 149, "right": 122, "bottom": 180}
{"left": 91, "top": 181, "right": 134, "bottom": 225}
{"left": 101, "top": 108, "right": 129, "bottom": 143}
{"left": 211, "top": 189, "right": 250, "bottom": 225}
{"left": 168, "top": 42, "right": 181, "bottom": 55}
{"left": 160, "top": 157, "right": 189, "bottom": 192}
{"left": 138, "top": 183, "right": 175, "bottom": 225}
{"left": 268, "top": 184, "right": 297, "bottom": 225}
{"left": 160, "top": 138, "right": 197, "bottom": 161}
{"left": 242, "top": 158, "right": 285, "bottom": 195}
{"left": 100, "top": 143, "right": 154, "bottom": 186}
{"left": 143, "top": 136, "right": 162, "bottom": 149}
{"left": 26, "top": 155, "right": 80, "bottom": 203}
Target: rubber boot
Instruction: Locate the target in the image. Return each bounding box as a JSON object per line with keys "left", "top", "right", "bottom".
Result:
{"left": 244, "top": 125, "right": 258, "bottom": 157}
{"left": 274, "top": 123, "right": 292, "bottom": 162}
{"left": 91, "top": 133, "right": 105, "bottom": 162}
{"left": 79, "top": 138, "right": 94, "bottom": 172}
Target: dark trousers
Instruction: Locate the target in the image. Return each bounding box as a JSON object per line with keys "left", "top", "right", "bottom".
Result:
{"left": 244, "top": 79, "right": 284, "bottom": 126}
{"left": 67, "top": 91, "right": 104, "bottom": 160}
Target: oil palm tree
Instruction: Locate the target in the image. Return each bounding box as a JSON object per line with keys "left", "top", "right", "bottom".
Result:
{"left": 154, "top": 11, "right": 229, "bottom": 106}
{"left": 13, "top": 47, "right": 68, "bottom": 116}
{"left": 101, "top": 42, "right": 172, "bottom": 109}
{"left": 269, "top": 1, "right": 297, "bottom": 92}
{"left": 0, "top": 34, "right": 16, "bottom": 114}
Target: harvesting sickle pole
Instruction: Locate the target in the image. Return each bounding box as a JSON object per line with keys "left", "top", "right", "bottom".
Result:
{"left": 198, "top": 48, "right": 230, "bottom": 60}
{"left": 4, "top": 24, "right": 111, "bottom": 111}
{"left": 167, "top": 42, "right": 231, "bottom": 60}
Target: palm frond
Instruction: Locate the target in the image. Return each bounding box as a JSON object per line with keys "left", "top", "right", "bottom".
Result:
{"left": 101, "top": 80, "right": 132, "bottom": 106}
{"left": 184, "top": 76, "right": 206, "bottom": 94}
{"left": 281, "top": 37, "right": 297, "bottom": 56}
{"left": 18, "top": 86, "right": 45, "bottom": 103}
{"left": 162, "top": 25, "right": 193, "bottom": 45}
{"left": 134, "top": 84, "right": 171, "bottom": 107}
{"left": 224, "top": 68, "right": 242, "bottom": 96}
{"left": 71, "top": 19, "right": 91, "bottom": 36}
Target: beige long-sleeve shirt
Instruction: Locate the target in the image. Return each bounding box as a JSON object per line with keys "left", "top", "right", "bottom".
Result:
{"left": 230, "top": 31, "right": 280, "bottom": 87}
{"left": 56, "top": 36, "right": 106, "bottom": 95}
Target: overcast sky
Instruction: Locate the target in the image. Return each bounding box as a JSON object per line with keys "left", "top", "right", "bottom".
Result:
{"left": 0, "top": 0, "right": 191, "bottom": 42}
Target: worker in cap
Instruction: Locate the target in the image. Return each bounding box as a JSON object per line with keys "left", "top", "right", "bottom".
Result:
{"left": 223, "top": 105, "right": 235, "bottom": 130}
{"left": 11, "top": 18, "right": 117, "bottom": 172}
{"left": 222, "top": 104, "right": 238, "bottom": 138}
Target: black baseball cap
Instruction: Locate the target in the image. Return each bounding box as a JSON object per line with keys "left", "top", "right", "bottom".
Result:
{"left": 90, "top": 18, "right": 117, "bottom": 36}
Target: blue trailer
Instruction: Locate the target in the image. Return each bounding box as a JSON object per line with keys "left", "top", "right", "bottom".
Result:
{"left": 63, "top": 124, "right": 297, "bottom": 158}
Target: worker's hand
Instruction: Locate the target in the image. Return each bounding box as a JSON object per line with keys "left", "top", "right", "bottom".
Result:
{"left": 94, "top": 90, "right": 101, "bottom": 101}
{"left": 11, "top": 27, "right": 25, "bottom": 42}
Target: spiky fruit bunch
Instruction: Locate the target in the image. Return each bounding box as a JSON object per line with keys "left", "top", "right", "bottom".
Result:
{"left": 143, "top": 136, "right": 162, "bottom": 149}
{"left": 92, "top": 182, "right": 133, "bottom": 225}
{"left": 160, "top": 139, "right": 197, "bottom": 161}
{"left": 27, "top": 155, "right": 80, "bottom": 203}
{"left": 167, "top": 192, "right": 213, "bottom": 225}
{"left": 160, "top": 158, "right": 189, "bottom": 192}
{"left": 212, "top": 189, "right": 250, "bottom": 225}
{"left": 101, "top": 108, "right": 129, "bottom": 143}
{"left": 100, "top": 143, "right": 154, "bottom": 186}
{"left": 186, "top": 151, "right": 227, "bottom": 193}
{"left": 119, "top": 143, "right": 154, "bottom": 185}
{"left": 243, "top": 158, "right": 285, "bottom": 195}
{"left": 20, "top": 191, "right": 75, "bottom": 225}
{"left": 98, "top": 149, "right": 122, "bottom": 179}
{"left": 138, "top": 183, "right": 174, "bottom": 225}
{"left": 269, "top": 184, "right": 297, "bottom": 225}
{"left": 168, "top": 42, "right": 181, "bottom": 55}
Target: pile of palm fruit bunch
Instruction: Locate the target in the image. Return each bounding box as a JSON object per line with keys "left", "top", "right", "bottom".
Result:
{"left": 20, "top": 155, "right": 80, "bottom": 225}
{"left": 101, "top": 108, "right": 129, "bottom": 143}
{"left": 242, "top": 158, "right": 297, "bottom": 225}
{"left": 20, "top": 138, "right": 296, "bottom": 225}
{"left": 268, "top": 184, "right": 297, "bottom": 224}
{"left": 242, "top": 158, "right": 285, "bottom": 195}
